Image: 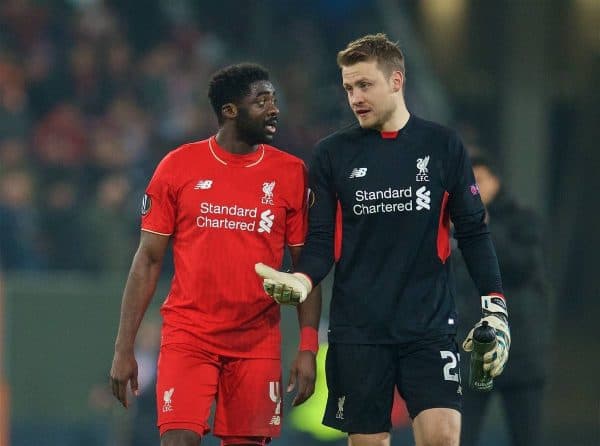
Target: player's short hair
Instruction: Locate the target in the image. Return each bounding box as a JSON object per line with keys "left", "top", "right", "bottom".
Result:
{"left": 208, "top": 63, "right": 270, "bottom": 124}
{"left": 337, "top": 33, "right": 405, "bottom": 76}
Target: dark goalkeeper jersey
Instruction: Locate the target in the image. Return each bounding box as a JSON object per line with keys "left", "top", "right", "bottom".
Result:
{"left": 298, "top": 115, "right": 503, "bottom": 344}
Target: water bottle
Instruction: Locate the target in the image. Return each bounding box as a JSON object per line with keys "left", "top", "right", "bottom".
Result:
{"left": 469, "top": 320, "right": 497, "bottom": 391}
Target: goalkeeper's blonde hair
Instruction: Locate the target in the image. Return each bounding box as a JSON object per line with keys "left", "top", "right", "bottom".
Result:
{"left": 337, "top": 33, "right": 405, "bottom": 76}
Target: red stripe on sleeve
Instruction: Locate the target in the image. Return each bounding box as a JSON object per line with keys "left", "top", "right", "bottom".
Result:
{"left": 334, "top": 200, "right": 343, "bottom": 262}
{"left": 437, "top": 191, "right": 451, "bottom": 263}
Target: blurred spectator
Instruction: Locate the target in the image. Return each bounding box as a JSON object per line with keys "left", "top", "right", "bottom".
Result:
{"left": 0, "top": 169, "right": 44, "bottom": 270}
{"left": 0, "top": 0, "right": 350, "bottom": 275}
{"left": 453, "top": 155, "right": 551, "bottom": 446}
{"left": 33, "top": 102, "right": 88, "bottom": 169}
{"left": 0, "top": 137, "right": 28, "bottom": 173}
{"left": 39, "top": 179, "right": 82, "bottom": 270}
{"left": 0, "top": 56, "right": 31, "bottom": 139}
{"left": 80, "top": 173, "right": 137, "bottom": 272}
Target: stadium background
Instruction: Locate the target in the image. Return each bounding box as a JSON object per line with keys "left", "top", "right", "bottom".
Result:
{"left": 0, "top": 0, "right": 597, "bottom": 445}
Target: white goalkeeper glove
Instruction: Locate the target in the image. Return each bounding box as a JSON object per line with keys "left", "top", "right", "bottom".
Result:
{"left": 462, "top": 295, "right": 511, "bottom": 377}
{"left": 254, "top": 263, "right": 312, "bottom": 305}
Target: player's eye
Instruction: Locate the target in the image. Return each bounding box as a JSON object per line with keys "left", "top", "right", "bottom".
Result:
{"left": 256, "top": 97, "right": 276, "bottom": 108}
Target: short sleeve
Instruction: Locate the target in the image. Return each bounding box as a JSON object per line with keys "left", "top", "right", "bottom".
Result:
{"left": 285, "top": 162, "right": 309, "bottom": 246}
{"left": 141, "top": 155, "right": 177, "bottom": 236}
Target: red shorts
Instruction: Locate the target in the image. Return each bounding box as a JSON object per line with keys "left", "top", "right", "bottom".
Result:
{"left": 156, "top": 343, "right": 282, "bottom": 439}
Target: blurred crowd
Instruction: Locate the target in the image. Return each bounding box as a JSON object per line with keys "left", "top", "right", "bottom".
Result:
{"left": 0, "top": 0, "right": 360, "bottom": 272}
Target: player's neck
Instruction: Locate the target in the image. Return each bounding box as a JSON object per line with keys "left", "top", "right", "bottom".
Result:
{"left": 215, "top": 129, "right": 258, "bottom": 155}
{"left": 379, "top": 103, "right": 410, "bottom": 132}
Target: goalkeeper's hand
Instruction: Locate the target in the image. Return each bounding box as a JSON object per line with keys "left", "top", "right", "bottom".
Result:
{"left": 462, "top": 295, "right": 511, "bottom": 377}
{"left": 255, "top": 263, "right": 312, "bottom": 305}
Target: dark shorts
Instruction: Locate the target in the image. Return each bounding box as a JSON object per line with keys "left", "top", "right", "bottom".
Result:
{"left": 323, "top": 336, "right": 462, "bottom": 433}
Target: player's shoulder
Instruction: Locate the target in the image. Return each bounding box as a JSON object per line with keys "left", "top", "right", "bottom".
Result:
{"left": 166, "top": 139, "right": 209, "bottom": 160}
{"left": 263, "top": 144, "right": 306, "bottom": 168}
{"left": 317, "top": 122, "right": 363, "bottom": 148}
{"left": 156, "top": 139, "right": 209, "bottom": 167}
{"left": 410, "top": 115, "right": 459, "bottom": 142}
{"left": 410, "top": 116, "right": 465, "bottom": 162}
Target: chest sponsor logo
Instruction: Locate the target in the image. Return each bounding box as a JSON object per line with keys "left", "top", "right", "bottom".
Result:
{"left": 196, "top": 202, "right": 277, "bottom": 233}
{"left": 353, "top": 186, "right": 432, "bottom": 215}
{"left": 261, "top": 181, "right": 276, "bottom": 204}
{"left": 258, "top": 209, "right": 275, "bottom": 233}
{"left": 416, "top": 186, "right": 431, "bottom": 210}
{"left": 416, "top": 156, "right": 430, "bottom": 182}
{"left": 194, "top": 179, "right": 213, "bottom": 190}
{"left": 349, "top": 167, "right": 367, "bottom": 178}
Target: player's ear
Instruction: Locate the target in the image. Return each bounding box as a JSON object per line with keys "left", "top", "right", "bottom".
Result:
{"left": 221, "top": 103, "right": 238, "bottom": 119}
{"left": 391, "top": 70, "right": 403, "bottom": 93}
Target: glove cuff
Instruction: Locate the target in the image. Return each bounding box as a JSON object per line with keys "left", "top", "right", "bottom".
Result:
{"left": 293, "top": 272, "right": 313, "bottom": 295}
{"left": 481, "top": 294, "right": 508, "bottom": 319}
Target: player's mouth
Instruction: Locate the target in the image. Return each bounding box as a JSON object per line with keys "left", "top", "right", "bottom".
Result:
{"left": 265, "top": 118, "right": 278, "bottom": 134}
{"left": 355, "top": 109, "right": 372, "bottom": 118}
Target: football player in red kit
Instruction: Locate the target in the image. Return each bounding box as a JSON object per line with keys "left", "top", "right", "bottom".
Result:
{"left": 109, "top": 63, "right": 321, "bottom": 446}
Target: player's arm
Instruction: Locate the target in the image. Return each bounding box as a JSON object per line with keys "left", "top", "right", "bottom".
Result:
{"left": 286, "top": 246, "right": 321, "bottom": 406}
{"left": 110, "top": 230, "right": 169, "bottom": 407}
{"left": 447, "top": 134, "right": 510, "bottom": 377}
{"left": 256, "top": 142, "right": 336, "bottom": 302}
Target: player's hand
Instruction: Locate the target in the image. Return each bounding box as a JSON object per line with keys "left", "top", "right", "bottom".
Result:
{"left": 255, "top": 263, "right": 312, "bottom": 305}
{"left": 287, "top": 350, "right": 316, "bottom": 406}
{"left": 462, "top": 295, "right": 511, "bottom": 377}
{"left": 109, "top": 349, "right": 139, "bottom": 408}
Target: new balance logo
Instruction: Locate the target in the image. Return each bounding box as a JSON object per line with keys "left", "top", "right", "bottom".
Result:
{"left": 349, "top": 168, "right": 367, "bottom": 178}
{"left": 258, "top": 209, "right": 275, "bottom": 233}
{"left": 194, "top": 180, "right": 213, "bottom": 190}
{"left": 416, "top": 186, "right": 431, "bottom": 210}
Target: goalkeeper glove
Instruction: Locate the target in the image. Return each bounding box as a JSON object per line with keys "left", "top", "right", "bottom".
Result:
{"left": 254, "top": 263, "right": 312, "bottom": 305}
{"left": 462, "top": 295, "right": 511, "bottom": 377}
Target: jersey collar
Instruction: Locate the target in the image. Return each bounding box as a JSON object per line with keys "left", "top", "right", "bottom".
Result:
{"left": 377, "top": 114, "right": 414, "bottom": 139}
{"left": 208, "top": 136, "right": 265, "bottom": 167}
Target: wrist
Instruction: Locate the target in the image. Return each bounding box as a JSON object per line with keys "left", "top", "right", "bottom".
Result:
{"left": 114, "top": 339, "right": 135, "bottom": 354}
{"left": 481, "top": 294, "right": 508, "bottom": 319}
{"left": 293, "top": 272, "right": 313, "bottom": 294}
{"left": 299, "top": 326, "right": 319, "bottom": 354}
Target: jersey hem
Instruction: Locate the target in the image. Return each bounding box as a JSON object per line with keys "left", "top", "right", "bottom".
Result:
{"left": 141, "top": 227, "right": 172, "bottom": 236}
{"left": 160, "top": 340, "right": 281, "bottom": 360}
{"left": 327, "top": 328, "right": 457, "bottom": 344}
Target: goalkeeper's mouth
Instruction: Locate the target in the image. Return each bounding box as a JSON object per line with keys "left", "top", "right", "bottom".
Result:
{"left": 265, "top": 118, "right": 278, "bottom": 135}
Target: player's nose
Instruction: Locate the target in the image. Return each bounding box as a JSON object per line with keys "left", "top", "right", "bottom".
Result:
{"left": 350, "top": 92, "right": 365, "bottom": 106}
{"left": 267, "top": 103, "right": 279, "bottom": 116}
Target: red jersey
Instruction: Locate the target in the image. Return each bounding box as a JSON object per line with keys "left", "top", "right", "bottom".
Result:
{"left": 142, "top": 136, "right": 308, "bottom": 358}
